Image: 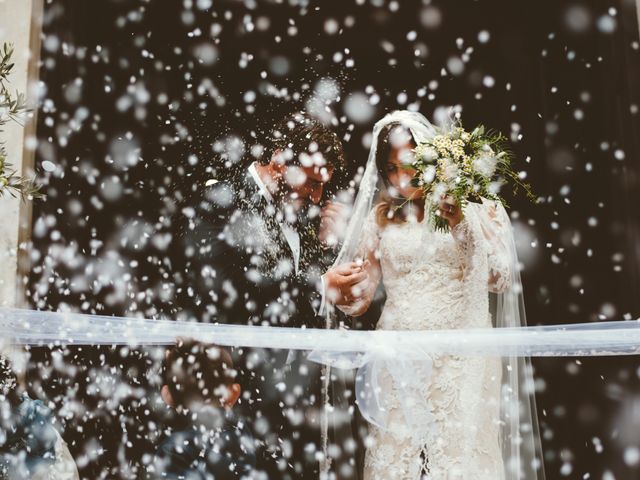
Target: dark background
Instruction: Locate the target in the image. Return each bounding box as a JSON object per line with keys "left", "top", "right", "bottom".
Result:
{"left": 25, "top": 0, "right": 640, "bottom": 478}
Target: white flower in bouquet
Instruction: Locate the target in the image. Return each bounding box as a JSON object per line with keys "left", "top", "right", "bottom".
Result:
{"left": 415, "top": 144, "right": 438, "bottom": 162}
{"left": 438, "top": 158, "right": 459, "bottom": 182}
{"left": 472, "top": 153, "right": 498, "bottom": 177}
{"left": 422, "top": 164, "right": 437, "bottom": 184}
{"left": 488, "top": 180, "right": 502, "bottom": 195}
{"left": 398, "top": 147, "right": 415, "bottom": 166}
{"left": 431, "top": 182, "right": 448, "bottom": 202}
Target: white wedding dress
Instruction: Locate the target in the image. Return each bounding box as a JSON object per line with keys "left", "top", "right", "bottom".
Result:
{"left": 350, "top": 200, "right": 511, "bottom": 480}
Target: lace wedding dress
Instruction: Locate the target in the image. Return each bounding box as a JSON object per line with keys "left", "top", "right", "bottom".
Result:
{"left": 349, "top": 199, "right": 511, "bottom": 480}
{"left": 318, "top": 110, "right": 544, "bottom": 480}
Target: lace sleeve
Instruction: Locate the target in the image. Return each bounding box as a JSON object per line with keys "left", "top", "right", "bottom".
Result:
{"left": 451, "top": 199, "right": 512, "bottom": 294}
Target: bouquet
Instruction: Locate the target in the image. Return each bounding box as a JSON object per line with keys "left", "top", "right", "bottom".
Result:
{"left": 409, "top": 122, "right": 534, "bottom": 232}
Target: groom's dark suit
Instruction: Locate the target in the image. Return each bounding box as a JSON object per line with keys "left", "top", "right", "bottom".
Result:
{"left": 175, "top": 163, "right": 336, "bottom": 479}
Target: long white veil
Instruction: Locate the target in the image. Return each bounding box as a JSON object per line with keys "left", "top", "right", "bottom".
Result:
{"left": 333, "top": 111, "right": 438, "bottom": 266}
{"left": 320, "top": 110, "right": 546, "bottom": 479}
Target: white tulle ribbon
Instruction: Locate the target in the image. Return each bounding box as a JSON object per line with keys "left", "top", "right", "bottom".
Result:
{"left": 2, "top": 307, "right": 639, "bottom": 435}
{"left": 1, "top": 308, "right": 640, "bottom": 356}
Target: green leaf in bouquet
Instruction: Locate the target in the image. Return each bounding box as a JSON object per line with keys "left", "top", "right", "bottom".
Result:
{"left": 429, "top": 203, "right": 451, "bottom": 233}
{"left": 471, "top": 125, "right": 485, "bottom": 138}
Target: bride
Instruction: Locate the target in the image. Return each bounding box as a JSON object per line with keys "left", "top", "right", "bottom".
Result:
{"left": 325, "top": 111, "right": 545, "bottom": 479}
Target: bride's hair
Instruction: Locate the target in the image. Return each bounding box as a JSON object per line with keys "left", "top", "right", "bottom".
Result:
{"left": 374, "top": 122, "right": 417, "bottom": 227}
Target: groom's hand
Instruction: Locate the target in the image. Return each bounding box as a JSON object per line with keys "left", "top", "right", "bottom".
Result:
{"left": 319, "top": 201, "right": 350, "bottom": 248}
{"left": 324, "top": 261, "right": 369, "bottom": 306}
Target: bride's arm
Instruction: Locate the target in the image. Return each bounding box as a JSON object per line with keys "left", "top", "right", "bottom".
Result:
{"left": 330, "top": 207, "right": 384, "bottom": 316}
{"left": 449, "top": 199, "right": 512, "bottom": 294}
{"left": 336, "top": 248, "right": 382, "bottom": 317}
{"left": 479, "top": 201, "right": 512, "bottom": 293}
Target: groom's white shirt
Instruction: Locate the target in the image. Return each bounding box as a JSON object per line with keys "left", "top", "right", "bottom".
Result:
{"left": 248, "top": 162, "right": 300, "bottom": 276}
{"left": 247, "top": 162, "right": 328, "bottom": 317}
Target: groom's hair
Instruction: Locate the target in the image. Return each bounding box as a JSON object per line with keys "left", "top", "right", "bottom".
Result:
{"left": 265, "top": 111, "right": 345, "bottom": 170}
{"left": 162, "top": 338, "right": 236, "bottom": 409}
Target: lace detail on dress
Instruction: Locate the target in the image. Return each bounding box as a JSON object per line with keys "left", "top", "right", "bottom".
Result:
{"left": 362, "top": 200, "right": 508, "bottom": 480}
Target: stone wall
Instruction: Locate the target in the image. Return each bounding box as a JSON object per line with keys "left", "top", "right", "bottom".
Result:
{"left": 0, "top": 0, "right": 40, "bottom": 309}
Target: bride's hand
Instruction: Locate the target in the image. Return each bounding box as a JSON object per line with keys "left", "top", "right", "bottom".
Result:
{"left": 324, "top": 261, "right": 370, "bottom": 306}
{"left": 438, "top": 195, "right": 463, "bottom": 229}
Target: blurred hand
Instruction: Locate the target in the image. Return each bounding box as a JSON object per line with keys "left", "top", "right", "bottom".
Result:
{"left": 324, "top": 261, "right": 370, "bottom": 306}
{"left": 438, "top": 195, "right": 463, "bottom": 229}
{"left": 319, "top": 201, "right": 351, "bottom": 248}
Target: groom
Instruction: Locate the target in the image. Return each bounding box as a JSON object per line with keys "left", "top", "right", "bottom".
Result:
{"left": 176, "top": 111, "right": 367, "bottom": 478}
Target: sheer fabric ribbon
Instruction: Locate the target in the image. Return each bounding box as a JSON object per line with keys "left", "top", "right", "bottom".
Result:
{"left": 2, "top": 308, "right": 638, "bottom": 356}
{"left": 2, "top": 307, "right": 639, "bottom": 431}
